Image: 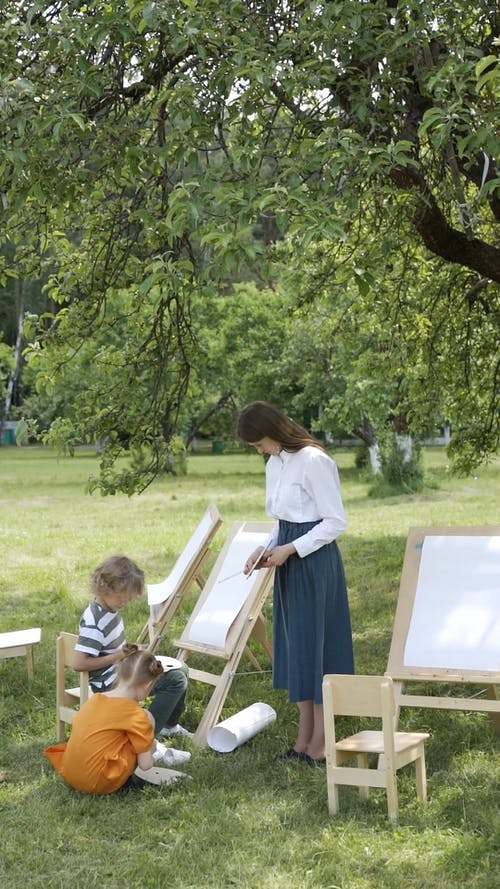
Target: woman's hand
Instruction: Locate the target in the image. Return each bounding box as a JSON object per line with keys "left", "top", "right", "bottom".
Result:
{"left": 244, "top": 546, "right": 265, "bottom": 575}
{"left": 265, "top": 543, "right": 296, "bottom": 567}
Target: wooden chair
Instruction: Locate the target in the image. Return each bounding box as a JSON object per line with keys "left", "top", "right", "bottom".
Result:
{"left": 56, "top": 631, "right": 90, "bottom": 741}
{"left": 174, "top": 520, "right": 275, "bottom": 747}
{"left": 137, "top": 502, "right": 223, "bottom": 651}
{"left": 0, "top": 627, "right": 41, "bottom": 679}
{"left": 322, "top": 673, "right": 429, "bottom": 823}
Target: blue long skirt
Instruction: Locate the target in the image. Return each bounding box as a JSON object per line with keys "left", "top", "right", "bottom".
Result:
{"left": 272, "top": 520, "right": 354, "bottom": 704}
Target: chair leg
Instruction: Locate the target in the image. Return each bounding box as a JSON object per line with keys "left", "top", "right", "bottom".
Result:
{"left": 386, "top": 770, "right": 399, "bottom": 823}
{"left": 414, "top": 748, "right": 427, "bottom": 802}
{"left": 327, "top": 780, "right": 340, "bottom": 815}
{"left": 56, "top": 720, "right": 65, "bottom": 743}
{"left": 26, "top": 646, "right": 35, "bottom": 681}
{"left": 356, "top": 752, "right": 370, "bottom": 800}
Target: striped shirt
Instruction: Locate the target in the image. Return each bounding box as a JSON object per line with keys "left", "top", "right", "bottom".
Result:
{"left": 75, "top": 600, "right": 125, "bottom": 691}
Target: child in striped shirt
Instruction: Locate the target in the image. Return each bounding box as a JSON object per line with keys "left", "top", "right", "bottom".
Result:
{"left": 73, "top": 554, "right": 191, "bottom": 741}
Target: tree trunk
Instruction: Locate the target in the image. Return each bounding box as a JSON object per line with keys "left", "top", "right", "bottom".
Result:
{"left": 368, "top": 443, "right": 382, "bottom": 475}
{"left": 185, "top": 392, "right": 236, "bottom": 448}
{"left": 394, "top": 433, "right": 413, "bottom": 465}
{"left": 352, "top": 418, "right": 382, "bottom": 475}
{"left": 0, "top": 280, "right": 24, "bottom": 447}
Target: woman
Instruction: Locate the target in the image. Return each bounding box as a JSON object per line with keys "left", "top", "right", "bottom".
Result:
{"left": 238, "top": 401, "right": 354, "bottom": 763}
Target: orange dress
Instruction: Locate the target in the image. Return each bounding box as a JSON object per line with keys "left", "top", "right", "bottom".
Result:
{"left": 44, "top": 694, "right": 154, "bottom": 794}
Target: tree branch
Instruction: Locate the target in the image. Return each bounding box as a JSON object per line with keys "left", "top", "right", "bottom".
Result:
{"left": 413, "top": 188, "right": 500, "bottom": 283}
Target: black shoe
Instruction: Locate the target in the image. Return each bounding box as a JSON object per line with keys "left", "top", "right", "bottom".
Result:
{"left": 275, "top": 747, "right": 310, "bottom": 762}
{"left": 303, "top": 754, "right": 326, "bottom": 766}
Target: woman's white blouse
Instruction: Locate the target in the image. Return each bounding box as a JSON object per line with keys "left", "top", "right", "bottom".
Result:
{"left": 264, "top": 446, "right": 347, "bottom": 558}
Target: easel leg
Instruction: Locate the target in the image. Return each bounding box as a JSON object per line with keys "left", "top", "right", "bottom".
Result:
{"left": 192, "top": 662, "right": 236, "bottom": 747}
{"left": 250, "top": 614, "right": 272, "bottom": 661}
{"left": 243, "top": 614, "right": 273, "bottom": 670}
{"left": 391, "top": 680, "right": 403, "bottom": 730}
{"left": 486, "top": 684, "right": 500, "bottom": 736}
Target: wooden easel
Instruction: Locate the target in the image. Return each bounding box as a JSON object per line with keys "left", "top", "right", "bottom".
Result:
{"left": 173, "top": 521, "right": 275, "bottom": 747}
{"left": 137, "top": 503, "right": 223, "bottom": 651}
{"left": 386, "top": 526, "right": 500, "bottom": 732}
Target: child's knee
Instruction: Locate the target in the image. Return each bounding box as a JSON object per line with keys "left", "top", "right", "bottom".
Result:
{"left": 166, "top": 668, "right": 188, "bottom": 693}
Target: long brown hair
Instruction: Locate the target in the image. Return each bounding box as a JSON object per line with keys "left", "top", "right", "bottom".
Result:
{"left": 237, "top": 401, "right": 325, "bottom": 453}
{"left": 117, "top": 643, "right": 164, "bottom": 688}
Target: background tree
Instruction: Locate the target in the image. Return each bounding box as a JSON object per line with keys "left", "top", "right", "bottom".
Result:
{"left": 0, "top": 1, "right": 498, "bottom": 490}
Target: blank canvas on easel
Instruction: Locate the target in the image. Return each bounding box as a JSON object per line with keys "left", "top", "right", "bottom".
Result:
{"left": 174, "top": 520, "right": 275, "bottom": 746}
{"left": 184, "top": 527, "right": 273, "bottom": 651}
{"left": 137, "top": 502, "right": 222, "bottom": 650}
{"left": 386, "top": 525, "right": 500, "bottom": 718}
{"left": 403, "top": 534, "right": 500, "bottom": 672}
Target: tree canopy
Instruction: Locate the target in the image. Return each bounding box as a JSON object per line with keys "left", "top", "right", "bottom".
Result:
{"left": 0, "top": 1, "right": 498, "bottom": 490}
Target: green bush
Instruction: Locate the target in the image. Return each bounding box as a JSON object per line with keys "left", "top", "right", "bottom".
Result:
{"left": 369, "top": 439, "right": 424, "bottom": 497}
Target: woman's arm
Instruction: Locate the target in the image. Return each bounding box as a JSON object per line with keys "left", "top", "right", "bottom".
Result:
{"left": 292, "top": 450, "right": 347, "bottom": 558}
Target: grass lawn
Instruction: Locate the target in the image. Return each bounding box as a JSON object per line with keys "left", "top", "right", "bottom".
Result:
{"left": 0, "top": 445, "right": 499, "bottom": 889}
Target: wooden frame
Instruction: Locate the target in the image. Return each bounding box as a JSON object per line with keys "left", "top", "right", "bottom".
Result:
{"left": 323, "top": 673, "right": 429, "bottom": 823}
{"left": 137, "top": 502, "right": 223, "bottom": 651}
{"left": 173, "top": 520, "right": 275, "bottom": 747}
{"left": 0, "top": 627, "right": 41, "bottom": 679}
{"left": 56, "top": 631, "right": 90, "bottom": 741}
{"left": 386, "top": 526, "right": 500, "bottom": 720}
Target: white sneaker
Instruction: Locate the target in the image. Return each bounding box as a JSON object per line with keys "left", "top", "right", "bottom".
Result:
{"left": 152, "top": 740, "right": 170, "bottom": 762}
{"left": 161, "top": 748, "right": 192, "bottom": 766}
{"left": 159, "top": 723, "right": 194, "bottom": 738}
{"left": 152, "top": 740, "right": 191, "bottom": 767}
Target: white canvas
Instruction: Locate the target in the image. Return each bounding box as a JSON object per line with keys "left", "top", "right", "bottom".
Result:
{"left": 147, "top": 508, "right": 216, "bottom": 607}
{"left": 186, "top": 529, "right": 272, "bottom": 648}
{"left": 404, "top": 535, "right": 500, "bottom": 671}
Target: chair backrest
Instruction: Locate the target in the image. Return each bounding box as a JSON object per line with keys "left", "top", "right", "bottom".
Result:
{"left": 57, "top": 631, "right": 79, "bottom": 668}
{"left": 324, "top": 673, "right": 397, "bottom": 759}
{"left": 56, "top": 631, "right": 89, "bottom": 740}
{"left": 323, "top": 673, "right": 395, "bottom": 718}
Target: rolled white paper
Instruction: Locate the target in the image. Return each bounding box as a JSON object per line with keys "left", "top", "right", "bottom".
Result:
{"left": 207, "top": 702, "right": 276, "bottom": 753}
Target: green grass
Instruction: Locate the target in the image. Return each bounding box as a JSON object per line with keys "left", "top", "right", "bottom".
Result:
{"left": 0, "top": 446, "right": 499, "bottom": 889}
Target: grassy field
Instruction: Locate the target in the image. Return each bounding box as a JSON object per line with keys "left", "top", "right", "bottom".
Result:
{"left": 0, "top": 445, "right": 499, "bottom": 889}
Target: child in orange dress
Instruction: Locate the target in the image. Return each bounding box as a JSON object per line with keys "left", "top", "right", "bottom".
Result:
{"left": 45, "top": 645, "right": 164, "bottom": 793}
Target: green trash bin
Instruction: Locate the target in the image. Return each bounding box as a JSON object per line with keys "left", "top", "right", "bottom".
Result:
{"left": 2, "top": 427, "right": 15, "bottom": 445}
{"left": 212, "top": 437, "right": 224, "bottom": 454}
